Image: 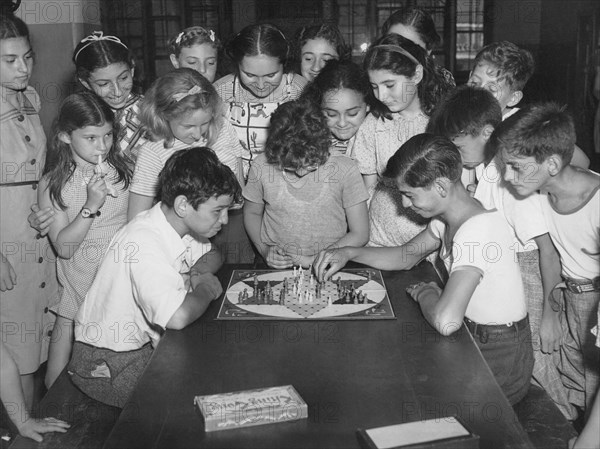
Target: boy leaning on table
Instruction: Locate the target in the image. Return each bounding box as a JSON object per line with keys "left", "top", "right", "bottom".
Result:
{"left": 68, "top": 148, "right": 242, "bottom": 408}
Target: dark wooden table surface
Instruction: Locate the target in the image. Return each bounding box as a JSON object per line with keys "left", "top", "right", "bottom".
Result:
{"left": 100, "top": 262, "right": 532, "bottom": 449}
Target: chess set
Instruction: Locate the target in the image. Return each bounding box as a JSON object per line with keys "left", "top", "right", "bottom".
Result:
{"left": 217, "top": 267, "right": 395, "bottom": 320}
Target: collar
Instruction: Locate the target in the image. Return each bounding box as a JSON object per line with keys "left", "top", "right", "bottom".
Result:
{"left": 147, "top": 203, "right": 196, "bottom": 265}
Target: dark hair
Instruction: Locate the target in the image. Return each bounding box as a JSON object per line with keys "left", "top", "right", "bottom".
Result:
{"left": 383, "top": 133, "right": 462, "bottom": 188}
{"left": 490, "top": 102, "right": 576, "bottom": 165}
{"left": 473, "top": 41, "right": 535, "bottom": 92}
{"left": 300, "top": 59, "right": 384, "bottom": 116}
{"left": 73, "top": 32, "right": 136, "bottom": 84}
{"left": 382, "top": 7, "right": 441, "bottom": 51}
{"left": 292, "top": 23, "right": 351, "bottom": 70}
{"left": 427, "top": 85, "right": 502, "bottom": 137}
{"left": 140, "top": 68, "right": 222, "bottom": 147}
{"left": 226, "top": 23, "right": 289, "bottom": 69}
{"left": 265, "top": 100, "right": 331, "bottom": 171}
{"left": 0, "top": 13, "right": 29, "bottom": 40}
{"left": 364, "top": 33, "right": 453, "bottom": 117}
{"left": 158, "top": 147, "right": 241, "bottom": 209}
{"left": 43, "top": 91, "right": 132, "bottom": 209}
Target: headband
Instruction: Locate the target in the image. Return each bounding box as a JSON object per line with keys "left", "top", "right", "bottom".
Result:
{"left": 373, "top": 44, "right": 420, "bottom": 66}
{"left": 173, "top": 85, "right": 203, "bottom": 102}
{"left": 175, "top": 28, "right": 216, "bottom": 45}
{"left": 74, "top": 31, "right": 128, "bottom": 61}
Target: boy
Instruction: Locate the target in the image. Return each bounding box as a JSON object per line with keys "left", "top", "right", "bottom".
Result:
{"left": 68, "top": 148, "right": 241, "bottom": 408}
{"left": 494, "top": 102, "right": 600, "bottom": 418}
{"left": 468, "top": 41, "right": 590, "bottom": 169}
{"left": 427, "top": 86, "right": 574, "bottom": 418}
{"left": 467, "top": 40, "right": 534, "bottom": 121}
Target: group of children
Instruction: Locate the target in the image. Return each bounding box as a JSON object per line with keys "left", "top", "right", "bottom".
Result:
{"left": 0, "top": 6, "right": 598, "bottom": 447}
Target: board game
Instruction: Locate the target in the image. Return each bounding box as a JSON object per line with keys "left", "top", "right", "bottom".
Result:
{"left": 217, "top": 267, "right": 394, "bottom": 320}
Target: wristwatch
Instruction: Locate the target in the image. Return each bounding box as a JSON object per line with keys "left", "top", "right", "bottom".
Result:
{"left": 80, "top": 207, "right": 99, "bottom": 218}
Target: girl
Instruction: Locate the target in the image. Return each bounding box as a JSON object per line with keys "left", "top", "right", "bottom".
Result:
{"left": 292, "top": 23, "right": 351, "bottom": 82}
{"left": 0, "top": 13, "right": 58, "bottom": 410}
{"left": 39, "top": 91, "right": 132, "bottom": 387}
{"left": 382, "top": 7, "right": 455, "bottom": 87}
{"left": 300, "top": 59, "right": 379, "bottom": 156}
{"left": 168, "top": 26, "right": 221, "bottom": 82}
{"left": 128, "top": 68, "right": 243, "bottom": 220}
{"left": 29, "top": 31, "right": 143, "bottom": 234}
{"left": 73, "top": 31, "right": 144, "bottom": 160}
{"left": 214, "top": 23, "right": 308, "bottom": 176}
{"left": 351, "top": 33, "right": 453, "bottom": 249}
{"left": 243, "top": 100, "right": 369, "bottom": 269}
{"left": 315, "top": 134, "right": 534, "bottom": 405}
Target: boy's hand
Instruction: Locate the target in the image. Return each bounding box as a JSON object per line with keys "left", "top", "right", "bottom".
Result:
{"left": 406, "top": 281, "right": 442, "bottom": 303}
{"left": 28, "top": 203, "right": 55, "bottom": 236}
{"left": 0, "top": 253, "right": 17, "bottom": 291}
{"left": 190, "top": 272, "right": 222, "bottom": 300}
{"left": 314, "top": 247, "right": 350, "bottom": 282}
{"left": 539, "top": 307, "right": 564, "bottom": 353}
{"left": 17, "top": 417, "right": 70, "bottom": 443}
{"left": 264, "top": 246, "right": 293, "bottom": 269}
{"left": 85, "top": 173, "right": 108, "bottom": 212}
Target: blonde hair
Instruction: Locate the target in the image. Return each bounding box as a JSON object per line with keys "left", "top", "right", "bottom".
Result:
{"left": 140, "top": 68, "right": 223, "bottom": 147}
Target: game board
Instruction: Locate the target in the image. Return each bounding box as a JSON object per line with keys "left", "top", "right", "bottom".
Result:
{"left": 217, "top": 267, "right": 394, "bottom": 320}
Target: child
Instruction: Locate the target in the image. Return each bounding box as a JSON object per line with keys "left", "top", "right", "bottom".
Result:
{"left": 243, "top": 100, "right": 369, "bottom": 268}
{"left": 292, "top": 23, "right": 351, "bottom": 82}
{"left": 382, "top": 7, "right": 455, "bottom": 86}
{"left": 168, "top": 26, "right": 221, "bottom": 82}
{"left": 214, "top": 23, "right": 308, "bottom": 176}
{"left": 128, "top": 68, "right": 243, "bottom": 220}
{"left": 300, "top": 60, "right": 379, "bottom": 156}
{"left": 351, "top": 33, "right": 453, "bottom": 249}
{"left": 315, "top": 133, "right": 534, "bottom": 405}
{"left": 427, "top": 85, "right": 574, "bottom": 418}
{"left": 68, "top": 148, "right": 240, "bottom": 408}
{"left": 73, "top": 31, "right": 144, "bottom": 160}
{"left": 38, "top": 91, "right": 132, "bottom": 387}
{"left": 0, "top": 13, "right": 58, "bottom": 409}
{"left": 494, "top": 103, "right": 600, "bottom": 416}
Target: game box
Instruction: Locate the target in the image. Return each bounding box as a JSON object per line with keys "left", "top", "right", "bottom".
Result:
{"left": 357, "top": 416, "right": 479, "bottom": 449}
{"left": 194, "top": 385, "right": 308, "bottom": 432}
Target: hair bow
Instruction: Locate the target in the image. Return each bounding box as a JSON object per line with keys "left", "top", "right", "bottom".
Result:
{"left": 173, "top": 85, "right": 203, "bottom": 102}
{"left": 74, "top": 31, "right": 128, "bottom": 61}
{"left": 175, "top": 31, "right": 185, "bottom": 45}
{"left": 208, "top": 30, "right": 216, "bottom": 42}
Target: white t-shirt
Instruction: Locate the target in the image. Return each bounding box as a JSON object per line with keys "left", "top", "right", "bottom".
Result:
{"left": 539, "top": 176, "right": 600, "bottom": 280}
{"left": 473, "top": 158, "right": 548, "bottom": 252}
{"left": 428, "top": 211, "right": 527, "bottom": 324}
{"left": 74, "top": 203, "right": 211, "bottom": 352}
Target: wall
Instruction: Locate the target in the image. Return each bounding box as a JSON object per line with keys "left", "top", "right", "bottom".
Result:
{"left": 15, "top": 0, "right": 100, "bottom": 135}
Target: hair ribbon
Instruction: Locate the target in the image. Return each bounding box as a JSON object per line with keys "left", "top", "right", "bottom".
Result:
{"left": 175, "top": 31, "right": 184, "bottom": 45}
{"left": 373, "top": 44, "right": 420, "bottom": 65}
{"left": 75, "top": 31, "right": 128, "bottom": 60}
{"left": 173, "top": 85, "right": 203, "bottom": 102}
{"left": 209, "top": 30, "right": 216, "bottom": 42}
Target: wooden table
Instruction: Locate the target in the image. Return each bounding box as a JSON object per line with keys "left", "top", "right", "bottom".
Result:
{"left": 102, "top": 262, "right": 532, "bottom": 449}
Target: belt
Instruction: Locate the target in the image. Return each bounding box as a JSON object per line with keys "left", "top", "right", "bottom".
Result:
{"left": 561, "top": 277, "right": 600, "bottom": 294}
{"left": 464, "top": 316, "right": 528, "bottom": 344}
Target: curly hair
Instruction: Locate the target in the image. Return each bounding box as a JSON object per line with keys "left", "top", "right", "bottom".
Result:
{"left": 265, "top": 100, "right": 331, "bottom": 171}
{"left": 473, "top": 41, "right": 535, "bottom": 92}
{"left": 364, "top": 34, "right": 454, "bottom": 118}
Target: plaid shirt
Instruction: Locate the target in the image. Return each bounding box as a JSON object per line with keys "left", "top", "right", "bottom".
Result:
{"left": 115, "top": 93, "right": 144, "bottom": 162}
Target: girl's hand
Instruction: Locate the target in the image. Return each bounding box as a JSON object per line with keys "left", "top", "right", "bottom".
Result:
{"left": 17, "top": 416, "right": 70, "bottom": 443}
{"left": 28, "top": 203, "right": 55, "bottom": 236}
{"left": 85, "top": 173, "right": 108, "bottom": 212}
{"left": 0, "top": 253, "right": 17, "bottom": 291}
{"left": 264, "top": 246, "right": 294, "bottom": 269}
{"left": 314, "top": 247, "right": 350, "bottom": 283}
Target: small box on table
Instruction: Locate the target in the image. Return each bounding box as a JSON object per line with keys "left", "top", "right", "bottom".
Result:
{"left": 357, "top": 416, "right": 479, "bottom": 449}
{"left": 194, "top": 385, "right": 307, "bottom": 432}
